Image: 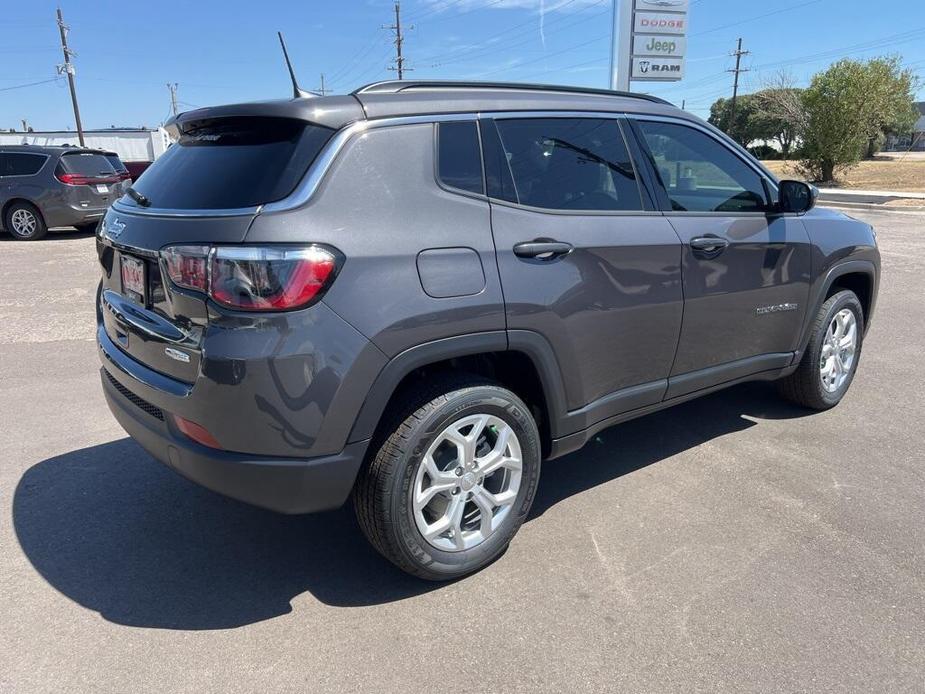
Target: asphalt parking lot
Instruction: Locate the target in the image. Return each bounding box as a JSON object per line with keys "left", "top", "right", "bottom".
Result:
{"left": 1, "top": 208, "right": 923, "bottom": 693}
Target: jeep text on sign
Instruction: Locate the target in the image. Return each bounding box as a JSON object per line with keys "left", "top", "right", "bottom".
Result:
{"left": 631, "top": 57, "right": 685, "bottom": 80}
{"left": 633, "top": 11, "right": 686, "bottom": 35}
{"left": 633, "top": 34, "right": 686, "bottom": 57}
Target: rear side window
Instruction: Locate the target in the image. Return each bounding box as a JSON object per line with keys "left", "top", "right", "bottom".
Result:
{"left": 490, "top": 118, "right": 642, "bottom": 211}
{"left": 2, "top": 152, "right": 47, "bottom": 176}
{"left": 129, "top": 117, "right": 333, "bottom": 210}
{"left": 436, "top": 121, "right": 483, "bottom": 194}
{"left": 58, "top": 152, "right": 116, "bottom": 177}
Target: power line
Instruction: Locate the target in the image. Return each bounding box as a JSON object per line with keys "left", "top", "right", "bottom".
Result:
{"left": 0, "top": 77, "right": 62, "bottom": 92}
{"left": 691, "top": 0, "right": 825, "bottom": 38}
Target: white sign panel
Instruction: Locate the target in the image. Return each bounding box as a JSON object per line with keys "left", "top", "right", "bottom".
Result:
{"left": 633, "top": 34, "right": 686, "bottom": 57}
{"left": 632, "top": 57, "right": 685, "bottom": 80}
{"left": 635, "top": 0, "right": 689, "bottom": 10}
{"left": 634, "top": 11, "right": 687, "bottom": 35}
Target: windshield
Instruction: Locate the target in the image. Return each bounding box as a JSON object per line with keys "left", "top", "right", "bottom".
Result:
{"left": 128, "top": 116, "right": 334, "bottom": 209}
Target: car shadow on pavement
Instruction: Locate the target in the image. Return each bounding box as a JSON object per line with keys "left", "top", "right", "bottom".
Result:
{"left": 13, "top": 381, "right": 810, "bottom": 629}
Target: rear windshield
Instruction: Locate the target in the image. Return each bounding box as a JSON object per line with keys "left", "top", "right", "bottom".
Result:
{"left": 59, "top": 152, "right": 117, "bottom": 177}
{"left": 104, "top": 154, "right": 128, "bottom": 172}
{"left": 128, "top": 116, "right": 334, "bottom": 209}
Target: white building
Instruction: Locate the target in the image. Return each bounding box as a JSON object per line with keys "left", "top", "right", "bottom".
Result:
{"left": 0, "top": 127, "right": 170, "bottom": 174}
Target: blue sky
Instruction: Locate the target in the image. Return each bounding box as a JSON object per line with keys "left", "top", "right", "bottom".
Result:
{"left": 2, "top": 0, "right": 923, "bottom": 131}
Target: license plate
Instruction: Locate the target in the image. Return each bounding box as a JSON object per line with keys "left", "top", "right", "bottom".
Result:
{"left": 96, "top": 184, "right": 109, "bottom": 193}
{"left": 121, "top": 255, "right": 146, "bottom": 302}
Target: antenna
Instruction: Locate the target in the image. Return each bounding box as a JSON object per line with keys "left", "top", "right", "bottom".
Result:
{"left": 277, "top": 31, "right": 316, "bottom": 99}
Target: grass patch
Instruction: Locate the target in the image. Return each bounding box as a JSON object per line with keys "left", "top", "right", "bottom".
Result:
{"left": 761, "top": 158, "right": 925, "bottom": 192}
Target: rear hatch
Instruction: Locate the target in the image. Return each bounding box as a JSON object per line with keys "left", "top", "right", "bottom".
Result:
{"left": 98, "top": 115, "right": 335, "bottom": 382}
{"left": 56, "top": 150, "right": 120, "bottom": 209}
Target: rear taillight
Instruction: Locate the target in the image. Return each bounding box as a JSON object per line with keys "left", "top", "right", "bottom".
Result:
{"left": 56, "top": 172, "right": 92, "bottom": 185}
{"left": 160, "top": 244, "right": 338, "bottom": 311}
{"left": 56, "top": 172, "right": 122, "bottom": 186}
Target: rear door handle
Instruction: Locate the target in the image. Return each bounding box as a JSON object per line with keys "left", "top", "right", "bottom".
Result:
{"left": 513, "top": 240, "right": 573, "bottom": 260}
{"left": 689, "top": 236, "right": 729, "bottom": 253}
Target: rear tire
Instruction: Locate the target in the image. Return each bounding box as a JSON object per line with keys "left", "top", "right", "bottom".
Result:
{"left": 354, "top": 375, "right": 541, "bottom": 581}
{"left": 4, "top": 201, "right": 47, "bottom": 240}
{"left": 778, "top": 290, "right": 864, "bottom": 410}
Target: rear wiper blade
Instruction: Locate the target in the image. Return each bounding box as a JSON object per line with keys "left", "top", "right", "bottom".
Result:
{"left": 127, "top": 187, "right": 151, "bottom": 207}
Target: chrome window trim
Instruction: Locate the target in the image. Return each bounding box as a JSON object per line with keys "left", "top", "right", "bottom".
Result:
{"left": 113, "top": 109, "right": 723, "bottom": 218}
{"left": 111, "top": 200, "right": 262, "bottom": 218}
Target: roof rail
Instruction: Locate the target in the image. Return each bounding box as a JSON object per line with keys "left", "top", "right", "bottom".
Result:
{"left": 353, "top": 80, "right": 675, "bottom": 106}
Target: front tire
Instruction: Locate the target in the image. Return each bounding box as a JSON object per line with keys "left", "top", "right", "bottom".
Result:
{"left": 354, "top": 376, "right": 541, "bottom": 581}
{"left": 778, "top": 290, "right": 864, "bottom": 410}
{"left": 4, "top": 201, "right": 47, "bottom": 240}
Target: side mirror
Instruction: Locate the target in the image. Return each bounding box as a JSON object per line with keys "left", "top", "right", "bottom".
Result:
{"left": 778, "top": 179, "right": 817, "bottom": 214}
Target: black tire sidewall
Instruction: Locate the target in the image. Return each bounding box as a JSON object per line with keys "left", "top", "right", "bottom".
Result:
{"left": 389, "top": 388, "right": 541, "bottom": 579}
{"left": 807, "top": 291, "right": 864, "bottom": 407}
{"left": 5, "top": 202, "right": 47, "bottom": 240}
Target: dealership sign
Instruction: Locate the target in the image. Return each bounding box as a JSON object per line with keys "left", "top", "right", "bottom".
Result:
{"left": 632, "top": 35, "right": 686, "bottom": 57}
{"left": 610, "top": 0, "right": 688, "bottom": 86}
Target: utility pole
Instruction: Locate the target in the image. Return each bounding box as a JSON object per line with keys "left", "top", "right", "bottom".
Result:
{"left": 167, "top": 82, "right": 179, "bottom": 116}
{"left": 316, "top": 73, "right": 330, "bottom": 96}
{"left": 726, "top": 37, "right": 750, "bottom": 139}
{"left": 21, "top": 119, "right": 29, "bottom": 132}
{"left": 56, "top": 8, "right": 84, "bottom": 146}
{"left": 383, "top": 2, "right": 412, "bottom": 79}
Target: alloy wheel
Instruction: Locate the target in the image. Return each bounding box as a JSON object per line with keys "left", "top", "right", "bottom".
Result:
{"left": 10, "top": 209, "right": 37, "bottom": 238}
{"left": 820, "top": 308, "right": 857, "bottom": 393}
{"left": 412, "top": 413, "right": 522, "bottom": 552}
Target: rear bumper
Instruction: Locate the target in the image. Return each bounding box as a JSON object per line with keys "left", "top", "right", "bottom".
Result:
{"left": 45, "top": 203, "right": 106, "bottom": 228}
{"left": 99, "top": 345, "right": 369, "bottom": 515}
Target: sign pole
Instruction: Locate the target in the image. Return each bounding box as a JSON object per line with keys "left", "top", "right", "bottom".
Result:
{"left": 609, "top": 0, "right": 633, "bottom": 91}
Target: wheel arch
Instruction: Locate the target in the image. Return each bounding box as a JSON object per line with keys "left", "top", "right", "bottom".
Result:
{"left": 347, "top": 330, "right": 570, "bottom": 458}
{"left": 798, "top": 260, "right": 878, "bottom": 355}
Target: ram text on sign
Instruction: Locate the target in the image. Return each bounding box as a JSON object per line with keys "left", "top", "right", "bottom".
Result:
{"left": 632, "top": 57, "right": 685, "bottom": 80}
{"left": 634, "top": 0, "right": 689, "bottom": 10}
{"left": 632, "top": 34, "right": 686, "bottom": 57}
{"left": 633, "top": 11, "right": 687, "bottom": 35}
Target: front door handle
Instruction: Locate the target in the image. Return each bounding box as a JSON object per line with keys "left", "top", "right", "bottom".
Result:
{"left": 513, "top": 240, "right": 573, "bottom": 260}
{"left": 689, "top": 236, "right": 729, "bottom": 254}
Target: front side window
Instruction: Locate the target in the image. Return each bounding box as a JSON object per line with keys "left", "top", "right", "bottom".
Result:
{"left": 636, "top": 120, "right": 768, "bottom": 213}
{"left": 490, "top": 118, "right": 642, "bottom": 212}
{"left": 436, "top": 121, "right": 483, "bottom": 195}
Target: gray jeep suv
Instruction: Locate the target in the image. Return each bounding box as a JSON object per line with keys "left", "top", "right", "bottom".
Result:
{"left": 96, "top": 81, "right": 879, "bottom": 580}
{"left": 1, "top": 145, "right": 127, "bottom": 240}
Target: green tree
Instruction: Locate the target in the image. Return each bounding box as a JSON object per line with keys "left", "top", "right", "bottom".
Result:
{"left": 708, "top": 94, "right": 762, "bottom": 147}
{"left": 799, "top": 56, "right": 919, "bottom": 182}
{"left": 863, "top": 56, "right": 919, "bottom": 157}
